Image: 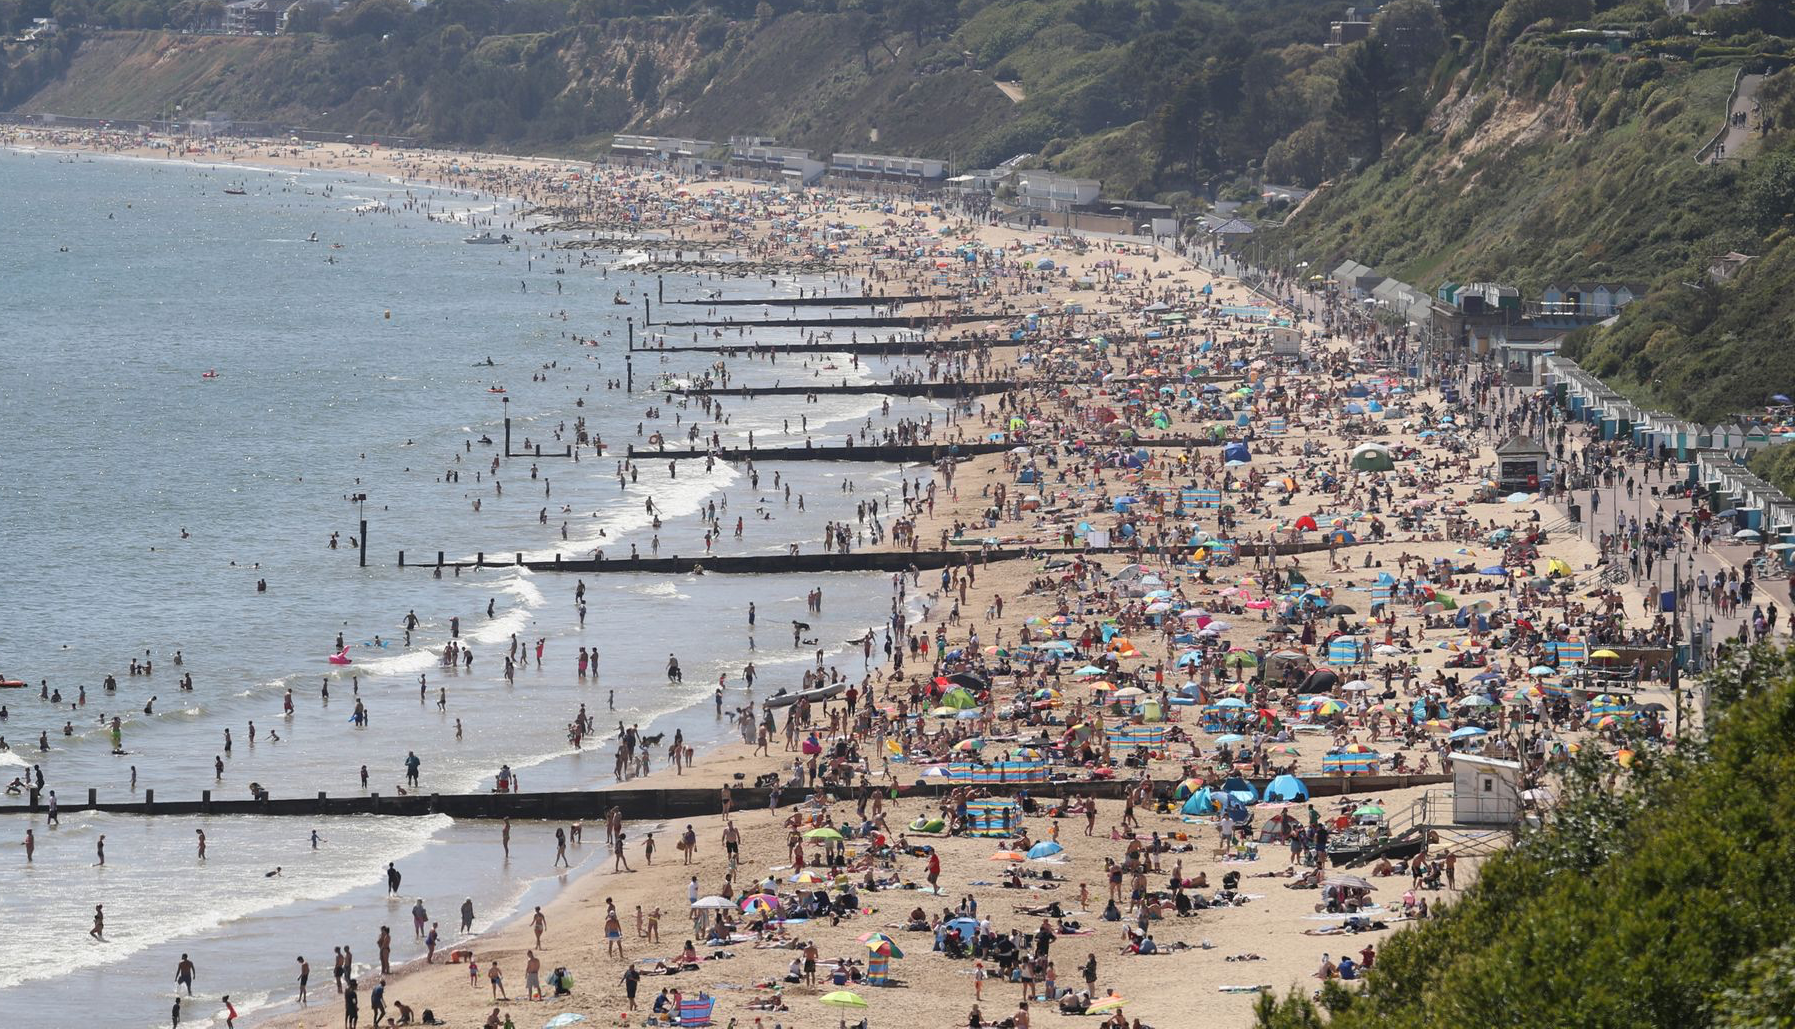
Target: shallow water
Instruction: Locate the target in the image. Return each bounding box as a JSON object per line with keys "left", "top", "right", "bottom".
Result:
{"left": 0, "top": 149, "right": 935, "bottom": 1025}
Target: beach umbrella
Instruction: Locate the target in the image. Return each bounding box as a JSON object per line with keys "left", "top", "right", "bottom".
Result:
{"left": 990, "top": 850, "right": 1026, "bottom": 862}
{"left": 1590, "top": 649, "right": 1620, "bottom": 660}
{"left": 691, "top": 896, "right": 735, "bottom": 909}
{"left": 741, "top": 893, "right": 782, "bottom": 914}
{"left": 804, "top": 827, "right": 844, "bottom": 840}
{"left": 544, "top": 1015, "right": 588, "bottom": 1029}
{"left": 1224, "top": 651, "right": 1258, "bottom": 667}
{"left": 1527, "top": 665, "right": 1556, "bottom": 676}
{"left": 1449, "top": 726, "right": 1488, "bottom": 739}
{"left": 820, "top": 991, "right": 868, "bottom": 1010}
{"left": 788, "top": 871, "right": 827, "bottom": 884}
{"left": 1342, "top": 680, "right": 1372, "bottom": 692}
{"left": 1353, "top": 804, "right": 1385, "bottom": 818}
{"left": 1113, "top": 686, "right": 1147, "bottom": 701}
{"left": 1074, "top": 665, "right": 1107, "bottom": 676}
{"left": 866, "top": 938, "right": 905, "bottom": 958}
{"left": 1027, "top": 841, "right": 1065, "bottom": 859}
{"left": 946, "top": 917, "right": 979, "bottom": 936}
{"left": 1373, "top": 644, "right": 1404, "bottom": 657}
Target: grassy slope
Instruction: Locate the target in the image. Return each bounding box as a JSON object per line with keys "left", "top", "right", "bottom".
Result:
{"left": 18, "top": 31, "right": 328, "bottom": 122}
{"left": 1275, "top": 54, "right": 1738, "bottom": 294}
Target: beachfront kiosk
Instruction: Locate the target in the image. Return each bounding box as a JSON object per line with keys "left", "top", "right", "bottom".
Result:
{"left": 1448, "top": 753, "right": 1523, "bottom": 826}
{"left": 1496, "top": 435, "right": 1550, "bottom": 494}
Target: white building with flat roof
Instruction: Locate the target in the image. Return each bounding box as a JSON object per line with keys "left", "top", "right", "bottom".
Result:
{"left": 611, "top": 135, "right": 716, "bottom": 160}
{"left": 729, "top": 142, "right": 825, "bottom": 185}
{"left": 828, "top": 152, "right": 946, "bottom": 181}
{"left": 1013, "top": 170, "right": 1100, "bottom": 212}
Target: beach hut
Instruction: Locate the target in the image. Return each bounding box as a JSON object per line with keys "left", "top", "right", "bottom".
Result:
{"left": 1262, "top": 774, "right": 1309, "bottom": 803}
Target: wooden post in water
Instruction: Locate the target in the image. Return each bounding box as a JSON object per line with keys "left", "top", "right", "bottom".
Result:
{"left": 627, "top": 317, "right": 633, "bottom": 351}
{"left": 202, "top": 789, "right": 211, "bottom": 815}
{"left": 658, "top": 275, "right": 664, "bottom": 302}
{"left": 88, "top": 788, "right": 96, "bottom": 807}
{"left": 626, "top": 353, "right": 633, "bottom": 392}
{"left": 359, "top": 519, "right": 367, "bottom": 568}
{"left": 643, "top": 293, "right": 650, "bottom": 326}
{"left": 399, "top": 551, "right": 406, "bottom": 568}
{"left": 503, "top": 396, "right": 511, "bottom": 457}
{"left": 144, "top": 789, "right": 153, "bottom": 812}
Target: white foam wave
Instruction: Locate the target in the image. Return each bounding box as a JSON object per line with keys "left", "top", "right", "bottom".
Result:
{"left": 0, "top": 814, "right": 452, "bottom": 992}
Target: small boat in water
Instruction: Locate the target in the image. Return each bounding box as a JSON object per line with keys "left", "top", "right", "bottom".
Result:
{"left": 487, "top": 386, "right": 507, "bottom": 394}
{"left": 223, "top": 187, "right": 247, "bottom": 196}
{"left": 464, "top": 232, "right": 512, "bottom": 245}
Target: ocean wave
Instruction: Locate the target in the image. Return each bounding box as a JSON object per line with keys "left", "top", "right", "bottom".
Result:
{"left": 0, "top": 814, "right": 452, "bottom": 992}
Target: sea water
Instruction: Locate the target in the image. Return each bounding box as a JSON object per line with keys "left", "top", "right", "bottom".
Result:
{"left": 0, "top": 149, "right": 942, "bottom": 1026}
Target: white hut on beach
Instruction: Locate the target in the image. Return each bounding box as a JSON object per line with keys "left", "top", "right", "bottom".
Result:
{"left": 1449, "top": 753, "right": 1522, "bottom": 826}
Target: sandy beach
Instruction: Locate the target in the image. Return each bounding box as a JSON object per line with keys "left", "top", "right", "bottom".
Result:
{"left": 6, "top": 124, "right": 1700, "bottom": 1029}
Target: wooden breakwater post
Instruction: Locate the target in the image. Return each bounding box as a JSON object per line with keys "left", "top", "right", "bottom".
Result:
{"left": 360, "top": 518, "right": 368, "bottom": 568}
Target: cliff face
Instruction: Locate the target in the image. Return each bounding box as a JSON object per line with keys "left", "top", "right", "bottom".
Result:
{"left": 9, "top": 19, "right": 1014, "bottom": 158}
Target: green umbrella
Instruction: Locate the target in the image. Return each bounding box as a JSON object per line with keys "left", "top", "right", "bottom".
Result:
{"left": 821, "top": 991, "right": 868, "bottom": 1008}
{"left": 804, "top": 827, "right": 844, "bottom": 840}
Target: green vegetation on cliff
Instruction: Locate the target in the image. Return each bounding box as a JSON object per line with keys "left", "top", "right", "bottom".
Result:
{"left": 1, "top": 0, "right": 1430, "bottom": 197}
{"left": 1255, "top": 645, "right": 1795, "bottom": 1029}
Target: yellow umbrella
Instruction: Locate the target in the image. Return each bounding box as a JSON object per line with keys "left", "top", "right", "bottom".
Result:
{"left": 1591, "top": 649, "right": 1620, "bottom": 660}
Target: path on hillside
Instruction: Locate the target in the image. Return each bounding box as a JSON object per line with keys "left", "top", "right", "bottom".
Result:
{"left": 1700, "top": 72, "right": 1764, "bottom": 163}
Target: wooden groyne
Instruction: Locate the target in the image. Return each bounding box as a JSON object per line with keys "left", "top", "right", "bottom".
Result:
{"left": 630, "top": 339, "right": 992, "bottom": 356}
{"left": 393, "top": 538, "right": 1363, "bottom": 575}
{"left": 671, "top": 380, "right": 1025, "bottom": 399}
{"left": 654, "top": 313, "right": 1002, "bottom": 330}
{"left": 669, "top": 294, "right": 956, "bottom": 308}
{"left": 4, "top": 775, "right": 1453, "bottom": 822}
{"left": 625, "top": 438, "right": 1212, "bottom": 463}
{"left": 397, "top": 548, "right": 1030, "bottom": 575}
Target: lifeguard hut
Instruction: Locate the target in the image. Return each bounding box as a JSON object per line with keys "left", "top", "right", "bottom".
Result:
{"left": 1448, "top": 753, "right": 1523, "bottom": 826}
